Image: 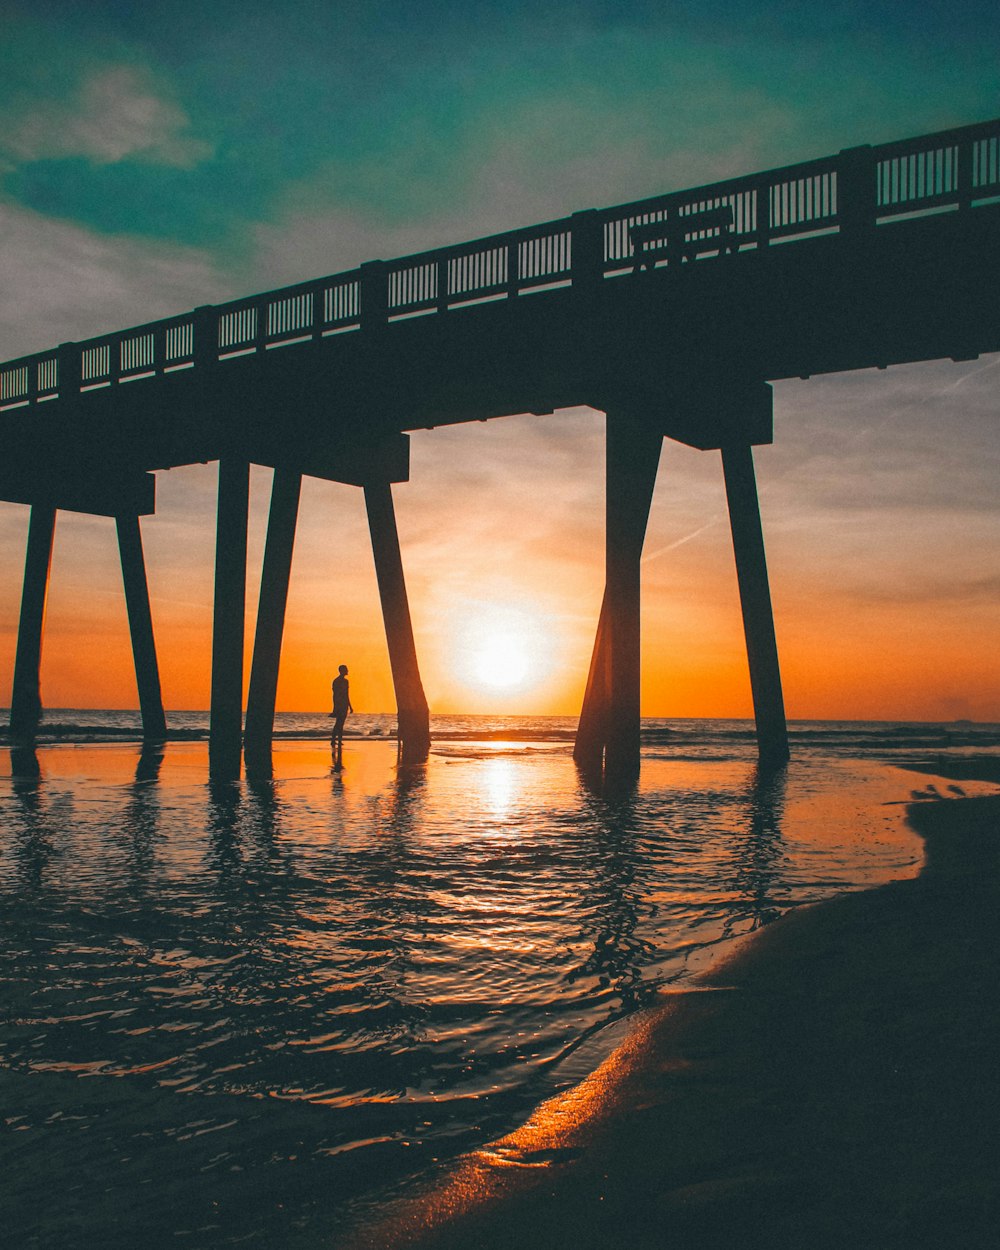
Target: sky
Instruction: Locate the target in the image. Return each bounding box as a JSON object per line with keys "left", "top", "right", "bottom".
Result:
{"left": 0, "top": 0, "right": 998, "bottom": 721}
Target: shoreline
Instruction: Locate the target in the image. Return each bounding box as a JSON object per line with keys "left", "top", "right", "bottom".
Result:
{"left": 344, "top": 762, "right": 1000, "bottom": 1250}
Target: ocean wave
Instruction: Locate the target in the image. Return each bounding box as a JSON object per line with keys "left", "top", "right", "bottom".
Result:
{"left": 1, "top": 711, "right": 997, "bottom": 760}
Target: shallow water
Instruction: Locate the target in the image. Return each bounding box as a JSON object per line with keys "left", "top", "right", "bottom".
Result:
{"left": 0, "top": 731, "right": 994, "bottom": 1248}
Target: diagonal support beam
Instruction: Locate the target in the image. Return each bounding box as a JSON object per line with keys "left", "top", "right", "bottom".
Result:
{"left": 573, "top": 587, "right": 610, "bottom": 772}
{"left": 244, "top": 468, "right": 302, "bottom": 775}
{"left": 116, "top": 514, "right": 167, "bottom": 743}
{"left": 209, "top": 457, "right": 249, "bottom": 781}
{"left": 364, "top": 479, "right": 430, "bottom": 765}
{"left": 9, "top": 506, "right": 57, "bottom": 743}
{"left": 722, "top": 443, "right": 789, "bottom": 766}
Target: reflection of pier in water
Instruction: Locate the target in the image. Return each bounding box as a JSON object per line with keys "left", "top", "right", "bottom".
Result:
{"left": 3, "top": 119, "right": 999, "bottom": 784}
{"left": 573, "top": 760, "right": 790, "bottom": 1008}
{"left": 726, "top": 766, "right": 789, "bottom": 931}
{"left": 0, "top": 735, "right": 805, "bottom": 1213}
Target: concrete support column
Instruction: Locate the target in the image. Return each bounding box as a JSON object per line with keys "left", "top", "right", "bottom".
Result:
{"left": 116, "top": 514, "right": 167, "bottom": 742}
{"left": 604, "top": 413, "right": 662, "bottom": 784}
{"left": 209, "top": 457, "right": 249, "bottom": 781}
{"left": 721, "top": 443, "right": 789, "bottom": 766}
{"left": 9, "top": 506, "right": 57, "bottom": 743}
{"left": 244, "top": 468, "right": 302, "bottom": 775}
{"left": 576, "top": 416, "right": 662, "bottom": 782}
{"left": 363, "top": 479, "right": 430, "bottom": 765}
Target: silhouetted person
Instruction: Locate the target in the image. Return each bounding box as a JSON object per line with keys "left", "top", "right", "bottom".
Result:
{"left": 330, "top": 664, "right": 353, "bottom": 766}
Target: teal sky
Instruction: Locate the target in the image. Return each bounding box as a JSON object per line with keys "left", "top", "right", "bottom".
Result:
{"left": 0, "top": 0, "right": 998, "bottom": 720}
{"left": 1, "top": 0, "right": 997, "bottom": 351}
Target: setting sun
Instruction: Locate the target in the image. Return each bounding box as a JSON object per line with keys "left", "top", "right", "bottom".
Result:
{"left": 448, "top": 602, "right": 556, "bottom": 699}
{"left": 475, "top": 630, "right": 529, "bottom": 688}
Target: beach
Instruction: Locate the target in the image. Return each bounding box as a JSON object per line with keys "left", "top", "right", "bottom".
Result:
{"left": 347, "top": 761, "right": 1000, "bottom": 1250}
{"left": 1, "top": 722, "right": 998, "bottom": 1248}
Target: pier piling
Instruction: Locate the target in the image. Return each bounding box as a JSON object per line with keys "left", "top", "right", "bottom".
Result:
{"left": 116, "top": 514, "right": 167, "bottom": 742}
{"left": 605, "top": 413, "right": 662, "bottom": 784}
{"left": 244, "top": 468, "right": 302, "bottom": 775}
{"left": 580, "top": 412, "right": 662, "bottom": 785}
{"left": 364, "top": 479, "right": 430, "bottom": 765}
{"left": 9, "top": 505, "right": 56, "bottom": 743}
{"left": 722, "top": 443, "right": 789, "bottom": 765}
{"left": 209, "top": 457, "right": 250, "bottom": 781}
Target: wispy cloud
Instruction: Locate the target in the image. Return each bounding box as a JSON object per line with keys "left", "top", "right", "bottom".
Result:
{"left": 4, "top": 66, "right": 212, "bottom": 169}
{"left": 848, "top": 573, "right": 1000, "bottom": 607}
{"left": 0, "top": 202, "right": 229, "bottom": 358}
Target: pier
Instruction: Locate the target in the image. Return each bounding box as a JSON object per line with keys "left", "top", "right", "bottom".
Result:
{"left": 2, "top": 118, "right": 998, "bottom": 781}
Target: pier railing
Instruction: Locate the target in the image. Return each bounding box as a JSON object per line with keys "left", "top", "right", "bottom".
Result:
{"left": 2, "top": 118, "right": 998, "bottom": 413}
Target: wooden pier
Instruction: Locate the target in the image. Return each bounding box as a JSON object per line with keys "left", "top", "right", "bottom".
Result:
{"left": 2, "top": 118, "right": 999, "bottom": 780}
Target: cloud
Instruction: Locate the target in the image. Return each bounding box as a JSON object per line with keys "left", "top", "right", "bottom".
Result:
{"left": 4, "top": 66, "right": 212, "bottom": 169}
{"left": 849, "top": 573, "right": 1000, "bottom": 607}
{"left": 243, "top": 73, "right": 802, "bottom": 294}
{"left": 0, "top": 201, "right": 230, "bottom": 359}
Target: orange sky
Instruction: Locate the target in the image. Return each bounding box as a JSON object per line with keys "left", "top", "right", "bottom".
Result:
{"left": 2, "top": 4, "right": 998, "bottom": 726}
{"left": 1, "top": 359, "right": 998, "bottom": 722}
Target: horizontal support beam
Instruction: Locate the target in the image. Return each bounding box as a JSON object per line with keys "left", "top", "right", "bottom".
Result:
{"left": 663, "top": 379, "right": 773, "bottom": 451}
{"left": 596, "top": 380, "right": 773, "bottom": 451}
{"left": 266, "top": 432, "right": 411, "bottom": 487}
{"left": 0, "top": 469, "right": 155, "bottom": 517}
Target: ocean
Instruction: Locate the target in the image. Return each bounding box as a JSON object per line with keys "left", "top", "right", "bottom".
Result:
{"left": 7, "top": 709, "right": 999, "bottom": 759}
{"left": 1, "top": 715, "right": 998, "bottom": 1248}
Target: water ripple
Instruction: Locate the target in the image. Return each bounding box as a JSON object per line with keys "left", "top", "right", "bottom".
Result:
{"left": 0, "top": 735, "right": 981, "bottom": 1247}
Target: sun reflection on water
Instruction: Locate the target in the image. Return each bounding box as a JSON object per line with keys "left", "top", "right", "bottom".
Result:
{"left": 481, "top": 754, "right": 520, "bottom": 820}
{"left": 0, "top": 736, "right": 946, "bottom": 1249}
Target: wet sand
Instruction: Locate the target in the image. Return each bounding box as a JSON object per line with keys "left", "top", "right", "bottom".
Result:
{"left": 347, "top": 763, "right": 1000, "bottom": 1250}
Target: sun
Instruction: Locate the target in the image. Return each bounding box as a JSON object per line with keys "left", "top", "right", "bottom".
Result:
{"left": 450, "top": 601, "right": 555, "bottom": 697}
{"left": 475, "top": 628, "right": 530, "bottom": 689}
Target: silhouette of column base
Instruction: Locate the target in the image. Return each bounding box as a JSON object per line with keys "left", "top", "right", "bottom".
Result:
{"left": 116, "top": 514, "right": 167, "bottom": 743}
{"left": 722, "top": 443, "right": 789, "bottom": 766}
{"left": 209, "top": 457, "right": 249, "bottom": 781}
{"left": 9, "top": 505, "right": 56, "bottom": 743}
{"left": 364, "top": 480, "right": 430, "bottom": 766}
{"left": 395, "top": 707, "right": 432, "bottom": 766}
{"left": 244, "top": 468, "right": 302, "bottom": 777}
{"left": 575, "top": 412, "right": 661, "bottom": 786}
{"left": 573, "top": 589, "right": 609, "bottom": 774}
